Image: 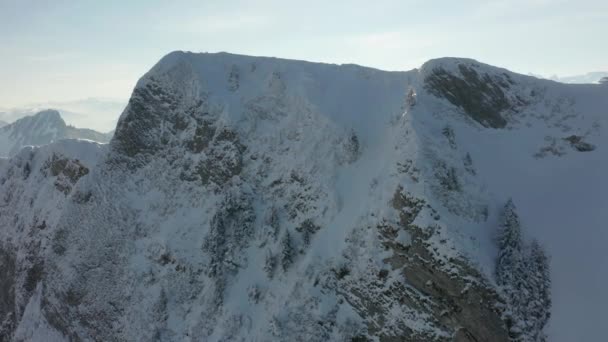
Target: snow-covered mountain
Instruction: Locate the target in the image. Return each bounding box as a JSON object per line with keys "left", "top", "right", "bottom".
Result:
{"left": 0, "top": 109, "right": 112, "bottom": 157}
{"left": 0, "top": 120, "right": 7, "bottom": 128}
{"left": 1, "top": 52, "right": 606, "bottom": 341}
{"left": 0, "top": 97, "right": 126, "bottom": 133}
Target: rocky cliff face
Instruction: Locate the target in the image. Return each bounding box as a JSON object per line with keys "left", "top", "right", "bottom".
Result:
{"left": 1, "top": 52, "right": 606, "bottom": 341}
{"left": 422, "top": 59, "right": 530, "bottom": 128}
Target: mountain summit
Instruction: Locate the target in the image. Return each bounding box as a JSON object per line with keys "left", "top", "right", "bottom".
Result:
{"left": 0, "top": 109, "right": 111, "bottom": 157}
{"left": 1, "top": 52, "right": 606, "bottom": 341}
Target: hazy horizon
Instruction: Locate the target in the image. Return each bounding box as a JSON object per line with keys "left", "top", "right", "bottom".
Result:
{"left": 1, "top": 0, "right": 607, "bottom": 108}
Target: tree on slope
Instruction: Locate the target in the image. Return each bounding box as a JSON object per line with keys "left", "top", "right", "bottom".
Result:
{"left": 496, "top": 199, "right": 552, "bottom": 341}
{"left": 524, "top": 240, "right": 551, "bottom": 342}
{"left": 280, "top": 231, "right": 294, "bottom": 272}
{"left": 496, "top": 199, "right": 527, "bottom": 337}
{"left": 496, "top": 199, "right": 525, "bottom": 289}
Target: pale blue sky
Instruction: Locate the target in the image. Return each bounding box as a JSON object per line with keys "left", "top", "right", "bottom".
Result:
{"left": 1, "top": 0, "right": 606, "bottom": 106}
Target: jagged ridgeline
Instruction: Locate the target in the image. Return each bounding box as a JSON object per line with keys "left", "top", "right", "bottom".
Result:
{"left": 0, "top": 109, "right": 112, "bottom": 157}
{"left": 1, "top": 51, "right": 605, "bottom": 341}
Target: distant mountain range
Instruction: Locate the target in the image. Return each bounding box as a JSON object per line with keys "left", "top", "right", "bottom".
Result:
{"left": 551, "top": 71, "right": 608, "bottom": 84}
{"left": 0, "top": 109, "right": 112, "bottom": 157}
{"left": 0, "top": 97, "right": 127, "bottom": 133}
{"left": 526, "top": 71, "right": 608, "bottom": 84}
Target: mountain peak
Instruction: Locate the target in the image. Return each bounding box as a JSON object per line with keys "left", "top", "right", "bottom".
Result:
{"left": 0, "top": 109, "right": 110, "bottom": 157}
{"left": 420, "top": 58, "right": 532, "bottom": 128}
{"left": 34, "top": 108, "right": 62, "bottom": 120}
{"left": 3, "top": 52, "right": 608, "bottom": 341}
{"left": 421, "top": 57, "right": 481, "bottom": 70}
{"left": 420, "top": 57, "right": 517, "bottom": 79}
{"left": 18, "top": 109, "right": 66, "bottom": 128}
{"left": 10, "top": 109, "right": 66, "bottom": 130}
{"left": 111, "top": 51, "right": 410, "bottom": 166}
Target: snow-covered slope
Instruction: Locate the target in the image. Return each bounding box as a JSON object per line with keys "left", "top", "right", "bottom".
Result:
{"left": 1, "top": 52, "right": 606, "bottom": 341}
{"left": 0, "top": 110, "right": 112, "bottom": 157}
{"left": 418, "top": 58, "right": 608, "bottom": 342}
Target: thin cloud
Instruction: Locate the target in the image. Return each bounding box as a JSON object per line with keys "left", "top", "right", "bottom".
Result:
{"left": 163, "top": 13, "right": 273, "bottom": 35}
{"left": 23, "top": 52, "right": 80, "bottom": 62}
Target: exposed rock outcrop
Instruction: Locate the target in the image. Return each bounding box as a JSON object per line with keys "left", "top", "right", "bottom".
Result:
{"left": 423, "top": 59, "right": 529, "bottom": 128}
{"left": 1, "top": 52, "right": 589, "bottom": 341}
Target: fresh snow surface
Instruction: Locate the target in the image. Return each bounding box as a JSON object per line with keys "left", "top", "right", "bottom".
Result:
{"left": 118, "top": 53, "right": 608, "bottom": 341}
{"left": 463, "top": 107, "right": 608, "bottom": 340}
{"left": 416, "top": 59, "right": 608, "bottom": 341}
{"left": 13, "top": 284, "right": 68, "bottom": 342}
{"left": 1, "top": 52, "right": 607, "bottom": 341}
